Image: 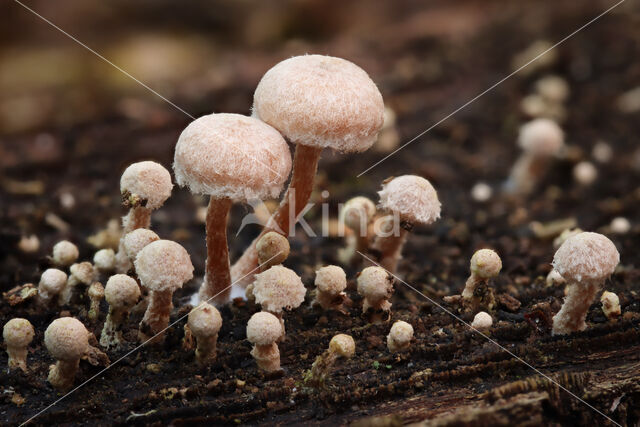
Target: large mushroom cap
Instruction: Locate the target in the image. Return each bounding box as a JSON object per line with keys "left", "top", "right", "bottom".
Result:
{"left": 247, "top": 311, "right": 282, "bottom": 346}
{"left": 253, "top": 55, "right": 385, "bottom": 153}
{"left": 105, "top": 274, "right": 141, "bottom": 309}
{"left": 135, "top": 240, "right": 194, "bottom": 292}
{"left": 44, "top": 317, "right": 88, "bottom": 361}
{"left": 120, "top": 161, "right": 173, "bottom": 210}
{"left": 174, "top": 113, "right": 292, "bottom": 201}
{"left": 552, "top": 232, "right": 619, "bottom": 284}
{"left": 378, "top": 175, "right": 441, "bottom": 225}
{"left": 188, "top": 303, "right": 222, "bottom": 338}
{"left": 518, "top": 118, "right": 564, "bottom": 156}
{"left": 252, "top": 265, "right": 306, "bottom": 313}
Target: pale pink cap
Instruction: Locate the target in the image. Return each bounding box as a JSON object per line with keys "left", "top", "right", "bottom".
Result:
{"left": 188, "top": 303, "right": 222, "bottom": 338}
{"left": 105, "top": 274, "right": 141, "bottom": 309}
{"left": 357, "top": 266, "right": 394, "bottom": 302}
{"left": 39, "top": 268, "right": 68, "bottom": 297}
{"left": 253, "top": 55, "right": 384, "bottom": 153}
{"left": 3, "top": 318, "right": 34, "bottom": 348}
{"left": 174, "top": 113, "right": 292, "bottom": 201}
{"left": 252, "top": 265, "right": 306, "bottom": 313}
{"left": 378, "top": 175, "right": 441, "bottom": 225}
{"left": 120, "top": 161, "right": 173, "bottom": 210}
{"left": 518, "top": 118, "right": 564, "bottom": 156}
{"left": 123, "top": 229, "right": 160, "bottom": 261}
{"left": 246, "top": 311, "right": 282, "bottom": 346}
{"left": 552, "top": 232, "right": 619, "bottom": 284}
{"left": 315, "top": 265, "right": 347, "bottom": 295}
{"left": 44, "top": 317, "right": 88, "bottom": 361}
{"left": 134, "top": 240, "right": 194, "bottom": 292}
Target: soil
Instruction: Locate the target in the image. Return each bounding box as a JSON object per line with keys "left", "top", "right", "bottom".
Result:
{"left": 1, "top": 0, "right": 640, "bottom": 426}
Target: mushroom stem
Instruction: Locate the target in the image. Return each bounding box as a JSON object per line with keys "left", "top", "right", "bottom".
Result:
{"left": 48, "top": 359, "right": 80, "bottom": 391}
{"left": 200, "top": 197, "right": 233, "bottom": 304}
{"left": 552, "top": 281, "right": 600, "bottom": 335}
{"left": 370, "top": 219, "right": 408, "bottom": 273}
{"left": 231, "top": 145, "right": 322, "bottom": 286}
{"left": 7, "top": 346, "right": 27, "bottom": 371}
{"left": 506, "top": 154, "right": 549, "bottom": 195}
{"left": 195, "top": 333, "right": 219, "bottom": 365}
{"left": 139, "top": 289, "right": 173, "bottom": 343}
{"left": 116, "top": 207, "right": 152, "bottom": 273}
{"left": 251, "top": 343, "right": 280, "bottom": 372}
{"left": 101, "top": 308, "right": 126, "bottom": 349}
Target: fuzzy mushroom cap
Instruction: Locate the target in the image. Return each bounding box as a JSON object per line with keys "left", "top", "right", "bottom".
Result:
{"left": 3, "top": 318, "right": 35, "bottom": 348}
{"left": 39, "top": 268, "right": 68, "bottom": 295}
{"left": 341, "top": 196, "right": 376, "bottom": 230}
{"left": 120, "top": 161, "right": 173, "bottom": 210}
{"left": 253, "top": 55, "right": 384, "bottom": 153}
{"left": 44, "top": 317, "right": 88, "bottom": 361}
{"left": 252, "top": 265, "right": 306, "bottom": 313}
{"left": 88, "top": 282, "right": 104, "bottom": 299}
{"left": 93, "top": 249, "right": 115, "bottom": 272}
{"left": 256, "top": 232, "right": 290, "bottom": 266}
{"left": 552, "top": 232, "right": 619, "bottom": 284}
{"left": 188, "top": 303, "right": 222, "bottom": 338}
{"left": 472, "top": 311, "right": 493, "bottom": 330}
{"left": 52, "top": 240, "right": 79, "bottom": 267}
{"left": 357, "top": 266, "right": 394, "bottom": 302}
{"left": 329, "top": 334, "right": 355, "bottom": 358}
{"left": 246, "top": 311, "right": 282, "bottom": 346}
{"left": 378, "top": 175, "right": 441, "bottom": 225}
{"left": 315, "top": 265, "right": 347, "bottom": 295}
{"left": 135, "top": 240, "right": 193, "bottom": 292}
{"left": 70, "top": 262, "right": 96, "bottom": 285}
{"left": 123, "top": 229, "right": 160, "bottom": 260}
{"left": 174, "top": 113, "right": 292, "bottom": 201}
{"left": 470, "top": 249, "right": 502, "bottom": 279}
{"left": 105, "top": 274, "right": 141, "bottom": 309}
{"left": 389, "top": 321, "right": 413, "bottom": 345}
{"left": 518, "top": 118, "right": 564, "bottom": 156}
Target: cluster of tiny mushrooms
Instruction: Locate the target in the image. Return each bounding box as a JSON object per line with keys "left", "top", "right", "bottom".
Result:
{"left": 2, "top": 55, "right": 624, "bottom": 394}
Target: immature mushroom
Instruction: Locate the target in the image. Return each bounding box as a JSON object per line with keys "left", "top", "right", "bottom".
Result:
{"left": 100, "top": 274, "right": 141, "bottom": 350}
{"left": 93, "top": 249, "right": 116, "bottom": 274}
{"left": 3, "top": 318, "right": 34, "bottom": 372}
{"left": 461, "top": 249, "right": 502, "bottom": 313}
{"left": 252, "top": 265, "right": 306, "bottom": 340}
{"left": 232, "top": 54, "right": 385, "bottom": 288}
{"left": 246, "top": 231, "right": 290, "bottom": 300}
{"left": 370, "top": 175, "right": 441, "bottom": 273}
{"left": 357, "top": 266, "right": 394, "bottom": 322}
{"left": 246, "top": 311, "right": 282, "bottom": 372}
{"left": 37, "top": 268, "right": 67, "bottom": 306}
{"left": 387, "top": 321, "right": 413, "bottom": 353}
{"left": 552, "top": 232, "right": 619, "bottom": 335}
{"left": 305, "top": 334, "right": 355, "bottom": 388}
{"left": 87, "top": 282, "right": 104, "bottom": 322}
{"left": 122, "top": 228, "right": 160, "bottom": 273}
{"left": 573, "top": 161, "right": 598, "bottom": 186}
{"left": 174, "top": 113, "right": 291, "bottom": 305}
{"left": 59, "top": 262, "right": 97, "bottom": 305}
{"left": 505, "top": 118, "right": 564, "bottom": 195}
{"left": 338, "top": 196, "right": 377, "bottom": 265}
{"left": 471, "top": 311, "right": 493, "bottom": 331}
{"left": 601, "top": 291, "right": 621, "bottom": 320}
{"left": 44, "top": 317, "right": 89, "bottom": 391}
{"left": 312, "top": 265, "right": 350, "bottom": 313}
{"left": 186, "top": 302, "right": 222, "bottom": 365}
{"left": 135, "top": 240, "right": 193, "bottom": 343}
{"left": 52, "top": 240, "right": 79, "bottom": 268}
{"left": 115, "top": 161, "right": 172, "bottom": 273}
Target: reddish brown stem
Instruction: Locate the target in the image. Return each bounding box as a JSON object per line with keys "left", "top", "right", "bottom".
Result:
{"left": 200, "top": 197, "right": 233, "bottom": 305}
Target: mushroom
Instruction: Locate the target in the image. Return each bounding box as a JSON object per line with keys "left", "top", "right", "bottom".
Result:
{"left": 461, "top": 249, "right": 502, "bottom": 313}
{"left": 44, "top": 317, "right": 89, "bottom": 390}
{"left": 357, "top": 266, "right": 394, "bottom": 322}
{"left": 601, "top": 291, "right": 621, "bottom": 320}
{"left": 252, "top": 265, "right": 306, "bottom": 340}
{"left": 387, "top": 320, "right": 413, "bottom": 353}
{"left": 93, "top": 249, "right": 116, "bottom": 274}
{"left": 115, "top": 161, "right": 172, "bottom": 273}
{"left": 573, "top": 161, "right": 598, "bottom": 186}
{"left": 245, "top": 231, "right": 290, "bottom": 300}
{"left": 505, "top": 118, "right": 564, "bottom": 195}
{"left": 122, "top": 228, "right": 160, "bottom": 275}
{"left": 52, "top": 240, "right": 79, "bottom": 268}
{"left": 100, "top": 274, "right": 141, "bottom": 350}
{"left": 305, "top": 334, "right": 355, "bottom": 388}
{"left": 471, "top": 311, "right": 493, "bottom": 331}
{"left": 246, "top": 311, "right": 282, "bottom": 372}
{"left": 370, "top": 175, "right": 441, "bottom": 273}
{"left": 135, "top": 240, "right": 193, "bottom": 343}
{"left": 312, "top": 265, "right": 350, "bottom": 313}
{"left": 338, "top": 196, "right": 377, "bottom": 265}
{"left": 173, "top": 113, "right": 291, "bottom": 305}
{"left": 3, "top": 318, "right": 34, "bottom": 372}
{"left": 87, "top": 282, "right": 104, "bottom": 322}
{"left": 186, "top": 302, "right": 222, "bottom": 365}
{"left": 231, "top": 54, "right": 385, "bottom": 288}
{"left": 552, "top": 232, "right": 619, "bottom": 335}
{"left": 59, "top": 262, "right": 97, "bottom": 306}
{"left": 37, "top": 268, "right": 67, "bottom": 306}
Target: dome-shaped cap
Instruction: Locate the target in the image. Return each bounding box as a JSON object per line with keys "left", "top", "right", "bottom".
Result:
{"left": 378, "top": 175, "right": 441, "bottom": 225}
{"left": 471, "top": 311, "right": 493, "bottom": 330}
{"left": 552, "top": 232, "right": 619, "bottom": 284}
{"left": 174, "top": 113, "right": 292, "bottom": 201}
{"left": 256, "top": 232, "right": 290, "bottom": 266}
{"left": 252, "top": 265, "right": 306, "bottom": 313}
{"left": 135, "top": 240, "right": 193, "bottom": 291}
{"left": 518, "top": 118, "right": 564, "bottom": 156}
{"left": 120, "top": 161, "right": 173, "bottom": 210}
{"left": 246, "top": 311, "right": 282, "bottom": 345}
{"left": 123, "top": 229, "right": 160, "bottom": 261}
{"left": 3, "top": 318, "right": 34, "bottom": 348}
{"left": 253, "top": 55, "right": 384, "bottom": 153}
{"left": 470, "top": 249, "right": 502, "bottom": 279}
{"left": 389, "top": 320, "right": 413, "bottom": 345}
{"left": 329, "top": 334, "right": 355, "bottom": 358}
{"left": 315, "top": 265, "right": 347, "bottom": 295}
{"left": 44, "top": 317, "right": 88, "bottom": 361}
{"left": 188, "top": 303, "right": 222, "bottom": 338}
{"left": 357, "top": 266, "right": 394, "bottom": 302}
{"left": 70, "top": 262, "right": 96, "bottom": 285}
{"left": 105, "top": 274, "right": 141, "bottom": 309}
{"left": 39, "top": 268, "right": 68, "bottom": 295}
{"left": 52, "top": 240, "right": 79, "bottom": 267}
{"left": 341, "top": 196, "right": 376, "bottom": 230}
